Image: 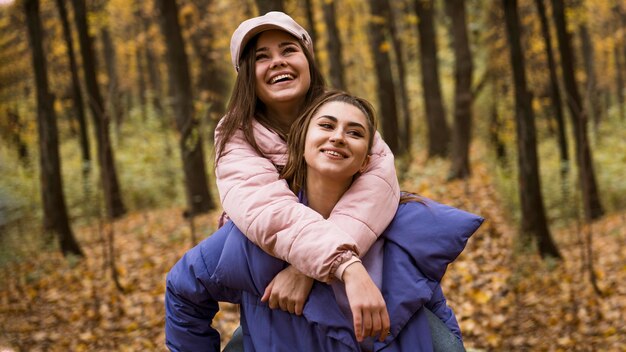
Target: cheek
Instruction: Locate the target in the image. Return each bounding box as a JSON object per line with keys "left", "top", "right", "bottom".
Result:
{"left": 255, "top": 64, "right": 265, "bottom": 84}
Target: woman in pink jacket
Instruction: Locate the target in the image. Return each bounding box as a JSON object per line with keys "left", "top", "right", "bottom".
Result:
{"left": 214, "top": 11, "right": 400, "bottom": 340}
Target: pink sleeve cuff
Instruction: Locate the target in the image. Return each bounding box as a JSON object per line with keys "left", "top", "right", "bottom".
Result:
{"left": 334, "top": 255, "right": 362, "bottom": 281}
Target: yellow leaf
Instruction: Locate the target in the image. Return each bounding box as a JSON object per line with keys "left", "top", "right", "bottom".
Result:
{"left": 126, "top": 321, "right": 139, "bottom": 332}
{"left": 471, "top": 290, "right": 491, "bottom": 304}
{"left": 379, "top": 41, "right": 391, "bottom": 54}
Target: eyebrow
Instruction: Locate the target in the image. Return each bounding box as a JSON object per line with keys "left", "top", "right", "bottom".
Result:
{"left": 256, "top": 41, "right": 299, "bottom": 53}
{"left": 316, "top": 115, "right": 367, "bottom": 130}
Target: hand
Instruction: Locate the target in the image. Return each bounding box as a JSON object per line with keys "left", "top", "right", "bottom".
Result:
{"left": 261, "top": 265, "right": 314, "bottom": 315}
{"left": 342, "top": 262, "right": 390, "bottom": 342}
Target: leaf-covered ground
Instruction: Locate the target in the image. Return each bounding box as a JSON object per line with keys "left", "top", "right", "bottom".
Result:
{"left": 1, "top": 156, "right": 624, "bottom": 351}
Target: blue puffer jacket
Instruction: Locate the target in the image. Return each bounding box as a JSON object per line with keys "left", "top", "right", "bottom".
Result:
{"left": 165, "top": 198, "right": 483, "bottom": 351}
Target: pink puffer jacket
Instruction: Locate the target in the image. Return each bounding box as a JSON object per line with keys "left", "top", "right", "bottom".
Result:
{"left": 215, "top": 118, "right": 400, "bottom": 282}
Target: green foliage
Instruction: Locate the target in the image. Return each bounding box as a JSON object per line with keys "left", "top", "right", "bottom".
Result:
{"left": 0, "top": 100, "right": 219, "bottom": 266}
{"left": 489, "top": 108, "right": 626, "bottom": 229}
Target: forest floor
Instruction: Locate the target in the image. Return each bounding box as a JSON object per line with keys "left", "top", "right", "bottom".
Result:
{"left": 0, "top": 154, "right": 625, "bottom": 351}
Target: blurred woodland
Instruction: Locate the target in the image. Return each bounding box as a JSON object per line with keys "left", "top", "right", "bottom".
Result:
{"left": 0, "top": 0, "right": 625, "bottom": 350}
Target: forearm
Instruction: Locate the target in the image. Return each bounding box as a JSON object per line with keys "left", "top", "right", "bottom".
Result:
{"left": 165, "top": 253, "right": 222, "bottom": 352}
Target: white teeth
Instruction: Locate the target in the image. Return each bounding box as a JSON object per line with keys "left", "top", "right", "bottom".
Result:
{"left": 324, "top": 150, "right": 343, "bottom": 157}
{"left": 270, "top": 74, "right": 293, "bottom": 84}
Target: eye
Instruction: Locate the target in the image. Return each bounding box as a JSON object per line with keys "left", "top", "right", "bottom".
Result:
{"left": 318, "top": 122, "right": 334, "bottom": 129}
{"left": 347, "top": 130, "right": 365, "bottom": 138}
{"left": 282, "top": 45, "right": 299, "bottom": 55}
{"left": 255, "top": 53, "right": 269, "bottom": 61}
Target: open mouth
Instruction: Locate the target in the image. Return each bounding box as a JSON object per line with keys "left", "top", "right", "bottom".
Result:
{"left": 269, "top": 73, "right": 295, "bottom": 84}
{"left": 321, "top": 149, "right": 347, "bottom": 158}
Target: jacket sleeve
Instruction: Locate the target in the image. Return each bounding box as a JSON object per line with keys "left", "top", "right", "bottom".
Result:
{"left": 165, "top": 227, "right": 241, "bottom": 352}
{"left": 425, "top": 284, "right": 463, "bottom": 342}
{"left": 215, "top": 125, "right": 399, "bottom": 282}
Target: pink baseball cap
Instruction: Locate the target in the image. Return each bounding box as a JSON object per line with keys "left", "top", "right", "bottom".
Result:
{"left": 230, "top": 11, "right": 314, "bottom": 72}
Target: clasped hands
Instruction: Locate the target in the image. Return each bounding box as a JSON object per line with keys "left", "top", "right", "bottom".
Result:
{"left": 261, "top": 264, "right": 390, "bottom": 342}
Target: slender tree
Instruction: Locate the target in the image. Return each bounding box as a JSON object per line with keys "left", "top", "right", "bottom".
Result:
{"left": 54, "top": 0, "right": 90, "bottom": 171}
{"left": 303, "top": 0, "right": 321, "bottom": 63}
{"left": 24, "top": 0, "right": 83, "bottom": 257}
{"left": 321, "top": 0, "right": 346, "bottom": 90}
{"left": 137, "top": 4, "right": 163, "bottom": 115}
{"left": 578, "top": 24, "right": 601, "bottom": 132}
{"left": 502, "top": 0, "right": 561, "bottom": 259}
{"left": 367, "top": 0, "right": 400, "bottom": 154}
{"left": 70, "top": 0, "right": 126, "bottom": 219}
{"left": 414, "top": 0, "right": 450, "bottom": 157}
{"left": 615, "top": 40, "right": 625, "bottom": 120}
{"left": 446, "top": 0, "right": 473, "bottom": 179}
{"left": 551, "top": 0, "right": 603, "bottom": 220}
{"left": 101, "top": 27, "right": 124, "bottom": 138}
{"left": 156, "top": 0, "right": 215, "bottom": 214}
{"left": 533, "top": 0, "right": 568, "bottom": 169}
{"left": 184, "top": 0, "right": 228, "bottom": 131}
{"left": 383, "top": 0, "right": 412, "bottom": 153}
{"left": 6, "top": 109, "right": 30, "bottom": 166}
{"left": 133, "top": 10, "right": 148, "bottom": 121}
{"left": 613, "top": 5, "right": 625, "bottom": 121}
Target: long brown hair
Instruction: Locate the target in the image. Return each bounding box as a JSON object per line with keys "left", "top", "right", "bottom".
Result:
{"left": 215, "top": 33, "right": 326, "bottom": 162}
{"left": 280, "top": 90, "right": 378, "bottom": 195}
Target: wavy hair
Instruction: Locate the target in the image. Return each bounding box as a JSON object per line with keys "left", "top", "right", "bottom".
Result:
{"left": 215, "top": 33, "right": 325, "bottom": 162}
{"left": 280, "top": 90, "right": 378, "bottom": 195}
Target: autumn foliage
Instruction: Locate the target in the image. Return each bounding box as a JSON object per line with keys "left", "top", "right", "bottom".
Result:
{"left": 1, "top": 0, "right": 626, "bottom": 350}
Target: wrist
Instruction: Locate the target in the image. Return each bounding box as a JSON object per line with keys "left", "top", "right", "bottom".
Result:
{"left": 341, "top": 260, "right": 365, "bottom": 282}
{"left": 336, "top": 255, "right": 362, "bottom": 281}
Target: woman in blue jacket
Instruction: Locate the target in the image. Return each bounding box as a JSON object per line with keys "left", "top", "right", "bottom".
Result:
{"left": 165, "top": 91, "right": 483, "bottom": 351}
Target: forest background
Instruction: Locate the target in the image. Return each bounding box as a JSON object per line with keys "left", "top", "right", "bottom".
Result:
{"left": 0, "top": 0, "right": 625, "bottom": 350}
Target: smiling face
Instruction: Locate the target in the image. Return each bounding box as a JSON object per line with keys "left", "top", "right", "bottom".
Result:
{"left": 303, "top": 101, "right": 371, "bottom": 186}
{"left": 254, "top": 30, "right": 311, "bottom": 110}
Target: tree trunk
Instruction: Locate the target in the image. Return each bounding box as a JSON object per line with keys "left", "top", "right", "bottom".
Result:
{"left": 303, "top": 0, "right": 321, "bottom": 67}
{"left": 254, "top": 0, "right": 283, "bottom": 14}
{"left": 578, "top": 24, "right": 601, "bottom": 133}
{"left": 134, "top": 18, "right": 148, "bottom": 121}
{"left": 7, "top": 110, "right": 30, "bottom": 166}
{"left": 70, "top": 0, "right": 126, "bottom": 219}
{"left": 615, "top": 40, "right": 625, "bottom": 120}
{"left": 321, "top": 0, "right": 346, "bottom": 90}
{"left": 54, "top": 0, "right": 90, "bottom": 170}
{"left": 533, "top": 0, "right": 568, "bottom": 168}
{"left": 551, "top": 0, "right": 604, "bottom": 220}
{"left": 612, "top": 5, "right": 626, "bottom": 121}
{"left": 156, "top": 0, "right": 215, "bottom": 215}
{"left": 185, "top": 0, "right": 228, "bottom": 135}
{"left": 138, "top": 8, "right": 163, "bottom": 115}
{"left": 414, "top": 0, "right": 450, "bottom": 157}
{"left": 101, "top": 27, "right": 124, "bottom": 139}
{"left": 445, "top": 0, "right": 473, "bottom": 179}
{"left": 24, "top": 0, "right": 83, "bottom": 257}
{"left": 367, "top": 0, "right": 400, "bottom": 154}
{"left": 383, "top": 0, "right": 411, "bottom": 153}
{"left": 502, "top": 0, "right": 561, "bottom": 259}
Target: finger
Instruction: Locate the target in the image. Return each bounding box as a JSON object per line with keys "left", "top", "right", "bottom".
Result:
{"left": 362, "top": 308, "right": 373, "bottom": 339}
{"left": 287, "top": 300, "right": 296, "bottom": 314}
{"left": 379, "top": 308, "right": 391, "bottom": 341}
{"left": 353, "top": 309, "right": 363, "bottom": 341}
{"left": 279, "top": 296, "right": 289, "bottom": 312}
{"left": 261, "top": 281, "right": 274, "bottom": 302}
{"left": 294, "top": 301, "right": 303, "bottom": 316}
{"left": 269, "top": 293, "right": 280, "bottom": 310}
{"left": 371, "top": 309, "right": 382, "bottom": 338}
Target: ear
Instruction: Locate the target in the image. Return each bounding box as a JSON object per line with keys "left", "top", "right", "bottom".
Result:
{"left": 359, "top": 155, "right": 370, "bottom": 173}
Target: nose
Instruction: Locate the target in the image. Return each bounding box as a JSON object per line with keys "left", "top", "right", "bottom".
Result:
{"left": 329, "top": 130, "right": 345, "bottom": 145}
{"left": 270, "top": 55, "right": 287, "bottom": 69}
